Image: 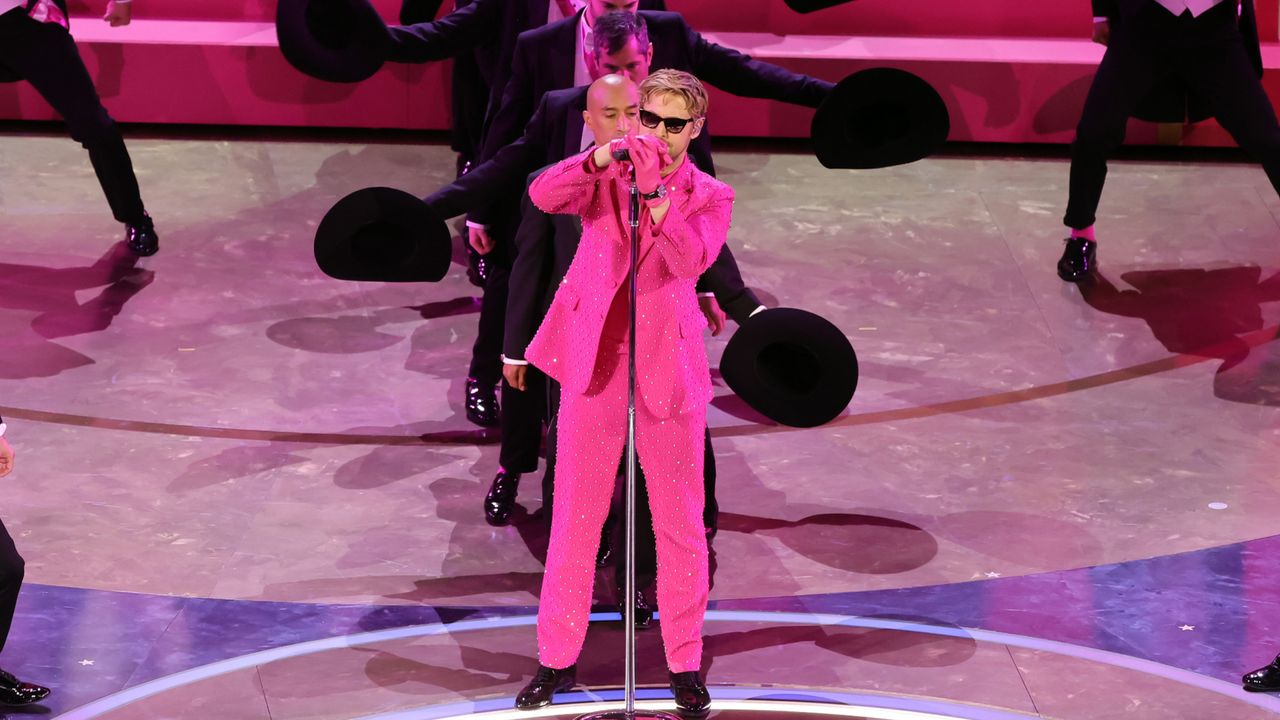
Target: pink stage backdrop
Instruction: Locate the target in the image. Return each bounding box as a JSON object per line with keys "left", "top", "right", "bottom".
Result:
{"left": 1, "top": 0, "right": 1277, "bottom": 147}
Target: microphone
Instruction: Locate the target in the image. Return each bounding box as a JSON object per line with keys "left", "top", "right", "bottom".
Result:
{"left": 611, "top": 147, "right": 631, "bottom": 162}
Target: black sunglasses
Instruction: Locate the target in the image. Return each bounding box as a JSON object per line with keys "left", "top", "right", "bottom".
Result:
{"left": 639, "top": 109, "right": 696, "bottom": 134}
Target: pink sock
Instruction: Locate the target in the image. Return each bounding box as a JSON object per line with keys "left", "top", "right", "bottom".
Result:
{"left": 1070, "top": 226, "right": 1096, "bottom": 242}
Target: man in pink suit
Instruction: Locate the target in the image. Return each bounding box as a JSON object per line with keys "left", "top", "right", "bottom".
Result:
{"left": 512, "top": 70, "right": 729, "bottom": 717}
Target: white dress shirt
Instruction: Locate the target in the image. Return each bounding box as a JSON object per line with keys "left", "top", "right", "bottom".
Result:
{"left": 1152, "top": 0, "right": 1227, "bottom": 17}
{"left": 1096, "top": 0, "right": 1227, "bottom": 23}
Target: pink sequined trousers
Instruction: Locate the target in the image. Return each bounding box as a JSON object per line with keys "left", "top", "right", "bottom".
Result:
{"left": 537, "top": 344, "right": 709, "bottom": 673}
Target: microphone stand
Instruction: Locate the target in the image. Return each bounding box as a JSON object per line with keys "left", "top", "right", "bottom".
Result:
{"left": 579, "top": 166, "right": 679, "bottom": 720}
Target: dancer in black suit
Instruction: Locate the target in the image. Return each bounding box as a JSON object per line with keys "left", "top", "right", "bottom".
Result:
{"left": 0, "top": 0, "right": 159, "bottom": 255}
{"left": 1058, "top": 0, "right": 1278, "bottom": 282}
{"left": 0, "top": 417, "right": 50, "bottom": 708}
{"left": 463, "top": 1, "right": 828, "bottom": 414}
{"left": 388, "top": 0, "right": 666, "bottom": 422}
{"left": 450, "top": 3, "right": 826, "bottom": 455}
{"left": 391, "top": 0, "right": 666, "bottom": 170}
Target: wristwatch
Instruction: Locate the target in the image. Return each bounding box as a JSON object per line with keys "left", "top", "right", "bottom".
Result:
{"left": 641, "top": 185, "right": 667, "bottom": 202}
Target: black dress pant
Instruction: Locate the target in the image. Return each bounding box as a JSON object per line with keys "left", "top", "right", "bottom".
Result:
{"left": 467, "top": 228, "right": 513, "bottom": 387}
{"left": 0, "top": 518, "right": 25, "bottom": 654}
{"left": 1065, "top": 1, "right": 1280, "bottom": 229}
{"left": 498, "top": 364, "right": 546, "bottom": 473}
{"left": 0, "top": 10, "right": 146, "bottom": 225}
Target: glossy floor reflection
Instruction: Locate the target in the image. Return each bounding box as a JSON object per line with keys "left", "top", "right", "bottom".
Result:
{"left": 1, "top": 130, "right": 1279, "bottom": 718}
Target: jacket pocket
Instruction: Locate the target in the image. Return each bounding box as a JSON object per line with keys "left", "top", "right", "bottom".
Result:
{"left": 678, "top": 311, "right": 705, "bottom": 339}
{"left": 556, "top": 283, "right": 580, "bottom": 311}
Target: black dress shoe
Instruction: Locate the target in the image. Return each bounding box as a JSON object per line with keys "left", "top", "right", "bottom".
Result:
{"left": 515, "top": 664, "right": 576, "bottom": 710}
{"left": 125, "top": 213, "right": 159, "bottom": 257}
{"left": 0, "top": 669, "right": 50, "bottom": 706}
{"left": 669, "top": 671, "right": 710, "bottom": 717}
{"left": 465, "top": 378, "right": 500, "bottom": 427}
{"left": 1056, "top": 237, "right": 1096, "bottom": 282}
{"left": 1243, "top": 654, "right": 1280, "bottom": 692}
{"left": 617, "top": 588, "right": 653, "bottom": 629}
{"left": 484, "top": 471, "right": 520, "bottom": 526}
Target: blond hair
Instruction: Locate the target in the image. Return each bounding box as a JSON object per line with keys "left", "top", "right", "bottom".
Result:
{"left": 639, "top": 69, "right": 709, "bottom": 119}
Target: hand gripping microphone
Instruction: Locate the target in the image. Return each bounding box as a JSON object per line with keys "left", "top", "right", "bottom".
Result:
{"left": 610, "top": 139, "right": 631, "bottom": 163}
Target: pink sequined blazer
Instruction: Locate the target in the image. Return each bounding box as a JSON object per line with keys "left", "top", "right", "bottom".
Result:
{"left": 525, "top": 149, "right": 733, "bottom": 418}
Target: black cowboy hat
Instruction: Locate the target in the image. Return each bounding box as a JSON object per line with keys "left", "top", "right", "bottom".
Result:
{"left": 811, "top": 67, "right": 950, "bottom": 170}
{"left": 720, "top": 308, "right": 858, "bottom": 428}
{"left": 276, "top": 0, "right": 390, "bottom": 83}
{"left": 315, "top": 187, "right": 452, "bottom": 282}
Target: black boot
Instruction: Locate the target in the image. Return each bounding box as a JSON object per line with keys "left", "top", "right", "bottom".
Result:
{"left": 1056, "top": 237, "right": 1096, "bottom": 282}
{"left": 125, "top": 212, "right": 159, "bottom": 257}
{"left": 465, "top": 377, "right": 500, "bottom": 427}
{"left": 617, "top": 587, "right": 652, "bottom": 629}
{"left": 669, "top": 671, "right": 710, "bottom": 718}
{"left": 484, "top": 471, "right": 520, "bottom": 526}
{"left": 515, "top": 664, "right": 577, "bottom": 710}
{"left": 0, "top": 669, "right": 50, "bottom": 706}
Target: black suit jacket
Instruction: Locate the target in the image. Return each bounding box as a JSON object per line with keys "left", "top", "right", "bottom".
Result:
{"left": 504, "top": 170, "right": 581, "bottom": 361}
{"left": 388, "top": 0, "right": 562, "bottom": 160}
{"left": 387, "top": 0, "right": 665, "bottom": 158}
{"left": 1090, "top": 0, "right": 1261, "bottom": 123}
{"left": 479, "top": 9, "right": 834, "bottom": 169}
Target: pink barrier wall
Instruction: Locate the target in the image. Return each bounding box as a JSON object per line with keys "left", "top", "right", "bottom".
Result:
{"left": 67, "top": 0, "right": 1269, "bottom": 41}
{"left": 64, "top": 0, "right": 411, "bottom": 22}
{"left": 677, "top": 0, "right": 1095, "bottom": 39}
{"left": 0, "top": 36, "right": 453, "bottom": 130}
{"left": 3, "top": 1, "right": 1280, "bottom": 147}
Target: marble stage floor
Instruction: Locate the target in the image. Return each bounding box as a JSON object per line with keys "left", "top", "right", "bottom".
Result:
{"left": 1, "top": 128, "right": 1279, "bottom": 719}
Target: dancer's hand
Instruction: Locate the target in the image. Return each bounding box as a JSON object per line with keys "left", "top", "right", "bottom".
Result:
{"left": 698, "top": 295, "right": 726, "bottom": 337}
{"left": 469, "top": 225, "right": 495, "bottom": 255}
{"left": 0, "top": 438, "right": 13, "bottom": 479}
{"left": 104, "top": 0, "right": 132, "bottom": 27}
{"left": 1092, "top": 20, "right": 1110, "bottom": 46}
{"left": 593, "top": 138, "right": 631, "bottom": 170}
{"left": 503, "top": 364, "right": 528, "bottom": 391}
